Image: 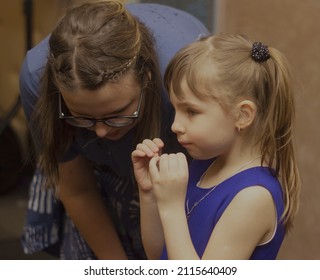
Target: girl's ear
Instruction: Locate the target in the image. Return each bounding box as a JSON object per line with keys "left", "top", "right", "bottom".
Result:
{"left": 235, "top": 100, "right": 257, "bottom": 131}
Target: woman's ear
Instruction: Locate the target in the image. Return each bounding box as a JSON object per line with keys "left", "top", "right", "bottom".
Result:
{"left": 235, "top": 100, "right": 257, "bottom": 131}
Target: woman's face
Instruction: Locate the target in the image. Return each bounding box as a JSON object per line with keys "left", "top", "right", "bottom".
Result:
{"left": 60, "top": 71, "right": 143, "bottom": 141}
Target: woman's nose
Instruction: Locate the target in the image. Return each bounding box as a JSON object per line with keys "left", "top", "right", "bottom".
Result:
{"left": 94, "top": 122, "right": 112, "bottom": 138}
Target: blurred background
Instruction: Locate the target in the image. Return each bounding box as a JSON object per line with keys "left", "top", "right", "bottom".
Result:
{"left": 0, "top": 0, "right": 319, "bottom": 259}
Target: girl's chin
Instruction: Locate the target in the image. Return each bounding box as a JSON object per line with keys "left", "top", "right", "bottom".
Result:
{"left": 187, "top": 150, "right": 214, "bottom": 161}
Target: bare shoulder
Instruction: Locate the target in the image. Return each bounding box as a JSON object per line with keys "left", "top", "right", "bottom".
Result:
{"left": 225, "top": 185, "right": 276, "bottom": 243}
{"left": 233, "top": 186, "right": 274, "bottom": 211}
{"left": 202, "top": 186, "right": 276, "bottom": 259}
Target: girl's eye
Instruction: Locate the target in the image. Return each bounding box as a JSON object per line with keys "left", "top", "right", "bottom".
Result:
{"left": 186, "top": 109, "right": 197, "bottom": 116}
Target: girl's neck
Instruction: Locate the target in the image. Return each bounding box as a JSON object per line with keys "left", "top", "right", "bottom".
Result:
{"left": 198, "top": 152, "right": 263, "bottom": 189}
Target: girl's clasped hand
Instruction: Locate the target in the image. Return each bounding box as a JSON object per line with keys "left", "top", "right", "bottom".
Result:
{"left": 132, "top": 138, "right": 189, "bottom": 209}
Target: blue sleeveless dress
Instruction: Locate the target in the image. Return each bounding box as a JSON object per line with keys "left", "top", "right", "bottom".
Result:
{"left": 161, "top": 159, "right": 285, "bottom": 260}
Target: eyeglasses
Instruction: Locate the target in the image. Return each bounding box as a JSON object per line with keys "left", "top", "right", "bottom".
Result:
{"left": 58, "top": 90, "right": 144, "bottom": 128}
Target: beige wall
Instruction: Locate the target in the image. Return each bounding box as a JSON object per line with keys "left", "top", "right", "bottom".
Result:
{"left": 0, "top": 0, "right": 27, "bottom": 154}
{"left": 0, "top": 0, "right": 76, "bottom": 156}
{"left": 217, "top": 0, "right": 320, "bottom": 259}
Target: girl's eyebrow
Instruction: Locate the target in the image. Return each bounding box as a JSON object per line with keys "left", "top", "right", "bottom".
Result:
{"left": 171, "top": 98, "right": 202, "bottom": 109}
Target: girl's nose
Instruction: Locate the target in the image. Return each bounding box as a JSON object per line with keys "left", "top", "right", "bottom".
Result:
{"left": 171, "top": 116, "right": 185, "bottom": 135}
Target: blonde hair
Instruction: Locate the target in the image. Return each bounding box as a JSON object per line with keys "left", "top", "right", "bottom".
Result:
{"left": 164, "top": 33, "right": 300, "bottom": 231}
{"left": 31, "top": 0, "right": 162, "bottom": 188}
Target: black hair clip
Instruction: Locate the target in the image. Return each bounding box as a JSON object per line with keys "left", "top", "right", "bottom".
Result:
{"left": 251, "top": 42, "right": 270, "bottom": 63}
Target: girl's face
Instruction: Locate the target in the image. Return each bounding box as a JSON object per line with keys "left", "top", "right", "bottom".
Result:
{"left": 60, "top": 71, "right": 143, "bottom": 141}
{"left": 170, "top": 80, "right": 237, "bottom": 160}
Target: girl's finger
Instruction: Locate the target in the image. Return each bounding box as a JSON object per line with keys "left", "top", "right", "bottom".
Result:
{"left": 149, "top": 156, "right": 160, "bottom": 181}
{"left": 168, "top": 153, "right": 179, "bottom": 172}
{"left": 153, "top": 138, "right": 164, "bottom": 150}
{"left": 177, "top": 152, "right": 188, "bottom": 169}
{"left": 135, "top": 142, "right": 155, "bottom": 157}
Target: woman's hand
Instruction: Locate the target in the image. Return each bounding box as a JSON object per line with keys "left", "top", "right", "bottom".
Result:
{"left": 131, "top": 138, "right": 164, "bottom": 193}
{"left": 149, "top": 153, "right": 189, "bottom": 210}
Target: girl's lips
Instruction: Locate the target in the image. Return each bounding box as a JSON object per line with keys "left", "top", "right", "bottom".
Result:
{"left": 179, "top": 141, "right": 191, "bottom": 147}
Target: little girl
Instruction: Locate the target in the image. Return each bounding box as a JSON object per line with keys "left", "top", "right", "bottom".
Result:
{"left": 131, "top": 34, "right": 300, "bottom": 260}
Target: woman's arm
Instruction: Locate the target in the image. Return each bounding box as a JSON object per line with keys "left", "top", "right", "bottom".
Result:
{"left": 58, "top": 154, "right": 127, "bottom": 259}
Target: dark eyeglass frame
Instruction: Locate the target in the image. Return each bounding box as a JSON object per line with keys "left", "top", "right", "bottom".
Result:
{"left": 58, "top": 90, "right": 144, "bottom": 128}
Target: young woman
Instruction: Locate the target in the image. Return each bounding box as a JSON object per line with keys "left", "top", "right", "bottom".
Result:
{"left": 19, "top": 0, "right": 208, "bottom": 259}
{"left": 132, "top": 33, "right": 301, "bottom": 259}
